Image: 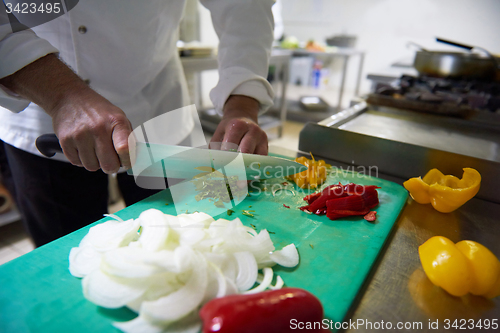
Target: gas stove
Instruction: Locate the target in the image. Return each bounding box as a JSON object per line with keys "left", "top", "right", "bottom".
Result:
{"left": 367, "top": 75, "right": 500, "bottom": 117}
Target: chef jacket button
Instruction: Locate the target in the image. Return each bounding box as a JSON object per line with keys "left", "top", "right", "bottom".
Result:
{"left": 83, "top": 79, "right": 90, "bottom": 85}
{"left": 78, "top": 26, "right": 87, "bottom": 34}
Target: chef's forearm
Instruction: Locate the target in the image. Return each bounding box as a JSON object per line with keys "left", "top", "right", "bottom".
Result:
{"left": 0, "top": 53, "right": 89, "bottom": 116}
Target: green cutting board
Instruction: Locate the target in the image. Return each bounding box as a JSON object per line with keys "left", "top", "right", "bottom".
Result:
{"left": 0, "top": 170, "right": 407, "bottom": 332}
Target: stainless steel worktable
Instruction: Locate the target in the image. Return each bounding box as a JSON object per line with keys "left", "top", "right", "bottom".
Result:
{"left": 269, "top": 103, "right": 500, "bottom": 332}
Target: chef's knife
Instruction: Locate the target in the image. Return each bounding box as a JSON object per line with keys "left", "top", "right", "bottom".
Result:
{"left": 35, "top": 134, "right": 308, "bottom": 180}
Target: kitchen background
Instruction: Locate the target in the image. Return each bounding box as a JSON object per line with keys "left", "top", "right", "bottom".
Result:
{"left": 197, "top": 0, "right": 500, "bottom": 109}
{"left": 1, "top": 0, "right": 499, "bottom": 264}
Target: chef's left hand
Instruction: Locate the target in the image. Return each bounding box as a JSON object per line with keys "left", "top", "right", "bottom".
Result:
{"left": 211, "top": 95, "right": 268, "bottom": 155}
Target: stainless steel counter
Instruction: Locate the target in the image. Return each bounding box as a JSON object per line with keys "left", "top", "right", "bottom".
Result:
{"left": 269, "top": 102, "right": 500, "bottom": 331}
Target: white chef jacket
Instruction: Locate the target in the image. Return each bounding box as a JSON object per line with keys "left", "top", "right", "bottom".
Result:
{"left": 0, "top": 0, "right": 275, "bottom": 160}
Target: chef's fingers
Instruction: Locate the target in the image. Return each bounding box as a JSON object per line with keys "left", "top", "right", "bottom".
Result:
{"left": 237, "top": 133, "right": 257, "bottom": 154}
{"left": 239, "top": 127, "right": 268, "bottom": 155}
{"left": 60, "top": 142, "right": 82, "bottom": 167}
{"left": 254, "top": 138, "right": 268, "bottom": 156}
{"left": 220, "top": 122, "right": 248, "bottom": 151}
{"left": 209, "top": 129, "right": 225, "bottom": 149}
{"left": 112, "top": 120, "right": 133, "bottom": 170}
{"left": 95, "top": 135, "right": 121, "bottom": 174}
{"left": 77, "top": 143, "right": 100, "bottom": 172}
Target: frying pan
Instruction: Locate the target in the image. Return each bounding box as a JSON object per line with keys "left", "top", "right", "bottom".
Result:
{"left": 411, "top": 38, "right": 500, "bottom": 81}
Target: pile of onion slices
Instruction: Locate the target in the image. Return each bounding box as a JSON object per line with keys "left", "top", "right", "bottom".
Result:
{"left": 69, "top": 209, "right": 299, "bottom": 333}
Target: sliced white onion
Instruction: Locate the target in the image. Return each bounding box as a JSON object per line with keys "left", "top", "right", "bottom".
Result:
{"left": 233, "top": 251, "right": 258, "bottom": 291}
{"left": 69, "top": 246, "right": 102, "bottom": 278}
{"left": 203, "top": 261, "right": 228, "bottom": 301}
{"left": 79, "top": 218, "right": 140, "bottom": 252}
{"left": 179, "top": 228, "right": 207, "bottom": 247}
{"left": 82, "top": 270, "right": 147, "bottom": 308}
{"left": 224, "top": 277, "right": 239, "bottom": 295}
{"left": 71, "top": 210, "right": 300, "bottom": 333}
{"left": 244, "top": 267, "right": 274, "bottom": 294}
{"left": 213, "top": 222, "right": 275, "bottom": 266}
{"left": 269, "top": 275, "right": 285, "bottom": 290}
{"left": 176, "top": 212, "right": 214, "bottom": 228}
{"left": 103, "top": 214, "right": 124, "bottom": 222}
{"left": 137, "top": 209, "right": 170, "bottom": 252}
{"left": 140, "top": 248, "right": 208, "bottom": 325}
{"left": 113, "top": 315, "right": 163, "bottom": 333}
{"left": 100, "top": 247, "right": 174, "bottom": 278}
{"left": 270, "top": 244, "right": 299, "bottom": 268}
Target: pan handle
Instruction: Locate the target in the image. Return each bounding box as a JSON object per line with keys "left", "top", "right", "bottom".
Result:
{"left": 437, "top": 37, "right": 499, "bottom": 69}
{"left": 407, "top": 41, "right": 428, "bottom": 52}
{"left": 36, "top": 134, "right": 62, "bottom": 157}
{"left": 436, "top": 37, "right": 473, "bottom": 51}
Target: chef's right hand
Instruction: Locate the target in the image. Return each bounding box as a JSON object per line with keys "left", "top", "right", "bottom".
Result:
{"left": 49, "top": 88, "right": 133, "bottom": 174}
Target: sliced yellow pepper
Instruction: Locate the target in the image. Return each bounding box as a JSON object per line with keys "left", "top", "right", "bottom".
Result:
{"left": 419, "top": 236, "right": 500, "bottom": 298}
{"left": 403, "top": 168, "right": 481, "bottom": 213}
{"left": 287, "top": 155, "right": 331, "bottom": 189}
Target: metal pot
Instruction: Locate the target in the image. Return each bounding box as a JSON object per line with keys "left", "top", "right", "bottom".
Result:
{"left": 413, "top": 51, "right": 499, "bottom": 80}
{"left": 410, "top": 39, "right": 500, "bottom": 81}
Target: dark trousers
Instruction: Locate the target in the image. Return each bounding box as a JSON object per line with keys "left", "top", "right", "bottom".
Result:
{"left": 1, "top": 142, "right": 160, "bottom": 247}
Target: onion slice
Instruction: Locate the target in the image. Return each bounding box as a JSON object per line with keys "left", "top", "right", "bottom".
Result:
{"left": 270, "top": 244, "right": 299, "bottom": 268}
{"left": 69, "top": 246, "right": 102, "bottom": 278}
{"left": 82, "top": 270, "right": 147, "bottom": 309}
{"left": 233, "top": 251, "right": 258, "bottom": 291}
{"left": 244, "top": 267, "right": 274, "bottom": 294}
{"left": 140, "top": 248, "right": 208, "bottom": 325}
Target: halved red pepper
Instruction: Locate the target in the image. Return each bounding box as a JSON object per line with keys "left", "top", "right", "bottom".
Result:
{"left": 199, "top": 288, "right": 327, "bottom": 333}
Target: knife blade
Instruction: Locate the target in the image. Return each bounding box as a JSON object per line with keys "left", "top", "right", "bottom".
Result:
{"left": 128, "top": 142, "right": 307, "bottom": 180}
{"left": 34, "top": 134, "right": 308, "bottom": 180}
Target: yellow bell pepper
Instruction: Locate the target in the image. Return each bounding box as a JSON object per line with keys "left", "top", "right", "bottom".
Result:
{"left": 287, "top": 155, "right": 331, "bottom": 189}
{"left": 419, "top": 236, "right": 500, "bottom": 298}
{"left": 403, "top": 168, "right": 481, "bottom": 213}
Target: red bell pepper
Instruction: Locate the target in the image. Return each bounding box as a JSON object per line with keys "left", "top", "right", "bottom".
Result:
{"left": 199, "top": 288, "right": 328, "bottom": 333}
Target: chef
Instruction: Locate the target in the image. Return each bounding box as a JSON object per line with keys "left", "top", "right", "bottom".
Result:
{"left": 0, "top": 0, "right": 275, "bottom": 246}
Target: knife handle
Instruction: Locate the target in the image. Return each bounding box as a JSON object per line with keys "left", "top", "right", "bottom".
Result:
{"left": 36, "top": 134, "right": 62, "bottom": 157}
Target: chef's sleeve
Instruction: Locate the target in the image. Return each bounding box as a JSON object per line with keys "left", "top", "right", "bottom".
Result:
{"left": 0, "top": 11, "right": 58, "bottom": 112}
{"left": 199, "top": 0, "right": 275, "bottom": 115}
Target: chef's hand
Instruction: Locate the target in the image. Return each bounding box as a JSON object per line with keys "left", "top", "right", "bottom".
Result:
{"left": 0, "top": 54, "right": 132, "bottom": 174}
{"left": 210, "top": 95, "right": 268, "bottom": 155}
{"left": 49, "top": 89, "right": 133, "bottom": 173}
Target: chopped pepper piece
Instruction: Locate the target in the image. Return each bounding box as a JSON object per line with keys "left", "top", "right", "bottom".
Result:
{"left": 300, "top": 183, "right": 380, "bottom": 221}
{"left": 419, "top": 236, "right": 500, "bottom": 298}
{"left": 287, "top": 156, "right": 331, "bottom": 189}
{"left": 403, "top": 168, "right": 481, "bottom": 213}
